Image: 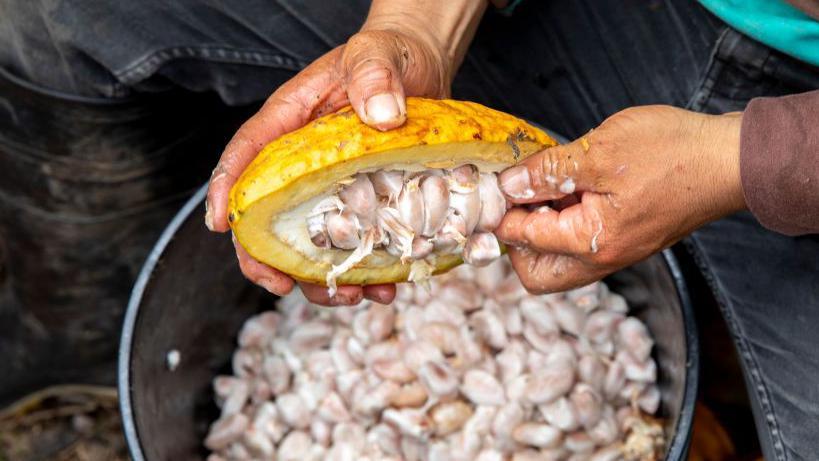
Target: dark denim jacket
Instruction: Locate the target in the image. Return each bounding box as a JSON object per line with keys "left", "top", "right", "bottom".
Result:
{"left": 0, "top": 0, "right": 369, "bottom": 104}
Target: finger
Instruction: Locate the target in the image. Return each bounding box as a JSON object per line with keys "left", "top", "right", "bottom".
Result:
{"left": 507, "top": 246, "right": 602, "bottom": 294}
{"left": 206, "top": 50, "right": 347, "bottom": 232}
{"left": 300, "top": 282, "right": 364, "bottom": 307}
{"left": 342, "top": 31, "right": 409, "bottom": 131}
{"left": 498, "top": 137, "right": 597, "bottom": 204}
{"left": 363, "top": 284, "right": 396, "bottom": 304}
{"left": 496, "top": 193, "right": 607, "bottom": 257}
{"left": 233, "top": 236, "right": 295, "bottom": 296}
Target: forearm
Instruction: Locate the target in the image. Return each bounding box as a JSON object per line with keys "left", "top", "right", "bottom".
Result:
{"left": 362, "top": 0, "right": 487, "bottom": 78}
{"left": 740, "top": 90, "right": 819, "bottom": 235}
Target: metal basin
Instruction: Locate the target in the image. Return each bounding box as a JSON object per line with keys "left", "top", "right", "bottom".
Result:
{"left": 119, "top": 185, "right": 698, "bottom": 461}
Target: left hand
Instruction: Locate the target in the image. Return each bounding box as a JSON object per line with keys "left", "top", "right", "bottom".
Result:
{"left": 494, "top": 105, "right": 745, "bottom": 293}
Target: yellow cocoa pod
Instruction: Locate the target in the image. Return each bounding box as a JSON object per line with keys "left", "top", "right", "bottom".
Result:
{"left": 228, "top": 98, "right": 556, "bottom": 286}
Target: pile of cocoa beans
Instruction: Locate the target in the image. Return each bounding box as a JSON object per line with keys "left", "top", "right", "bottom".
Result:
{"left": 206, "top": 258, "right": 664, "bottom": 461}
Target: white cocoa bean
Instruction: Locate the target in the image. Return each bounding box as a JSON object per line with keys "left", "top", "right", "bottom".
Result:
{"left": 616, "top": 350, "right": 657, "bottom": 383}
{"left": 588, "top": 443, "right": 624, "bottom": 461}
{"left": 446, "top": 164, "right": 480, "bottom": 192}
{"left": 602, "top": 293, "right": 629, "bottom": 314}
{"left": 418, "top": 322, "right": 459, "bottom": 355}
{"left": 338, "top": 174, "right": 377, "bottom": 225}
{"left": 638, "top": 384, "right": 661, "bottom": 414}
{"left": 231, "top": 348, "right": 261, "bottom": 378}
{"left": 430, "top": 400, "right": 473, "bottom": 436}
{"left": 220, "top": 378, "right": 249, "bottom": 417}
{"left": 521, "top": 298, "right": 560, "bottom": 336}
{"left": 383, "top": 408, "right": 433, "bottom": 439}
{"left": 371, "top": 170, "right": 404, "bottom": 201}
{"left": 476, "top": 173, "right": 507, "bottom": 232}
{"left": 492, "top": 401, "right": 525, "bottom": 442}
{"left": 403, "top": 340, "right": 446, "bottom": 373}
{"left": 276, "top": 392, "right": 310, "bottom": 429}
{"left": 279, "top": 430, "right": 312, "bottom": 461}
{"left": 289, "top": 320, "right": 333, "bottom": 354}
{"left": 238, "top": 312, "right": 281, "bottom": 348}
{"left": 311, "top": 418, "right": 332, "bottom": 447}
{"left": 525, "top": 367, "right": 575, "bottom": 405}
{"left": 564, "top": 431, "right": 595, "bottom": 453}
{"left": 318, "top": 391, "right": 352, "bottom": 423}
{"left": 373, "top": 359, "right": 416, "bottom": 383}
{"left": 462, "top": 232, "right": 501, "bottom": 267}
{"left": 475, "top": 448, "right": 505, "bottom": 461}
{"left": 389, "top": 381, "right": 429, "bottom": 408}
{"left": 511, "top": 423, "right": 562, "bottom": 448}
{"left": 204, "top": 413, "right": 249, "bottom": 451}
{"left": 326, "top": 209, "right": 361, "bottom": 250}
{"left": 551, "top": 300, "right": 586, "bottom": 336}
{"left": 470, "top": 310, "right": 508, "bottom": 350}
{"left": 462, "top": 370, "right": 506, "bottom": 406}
{"left": 539, "top": 397, "right": 580, "bottom": 432}
{"left": 583, "top": 311, "right": 624, "bottom": 345}
{"left": 367, "top": 423, "right": 400, "bottom": 456}
{"left": 588, "top": 405, "right": 619, "bottom": 445}
{"left": 616, "top": 317, "right": 654, "bottom": 362}
{"left": 367, "top": 304, "right": 395, "bottom": 342}
{"left": 308, "top": 213, "right": 331, "bottom": 248}
{"left": 419, "top": 360, "right": 459, "bottom": 399}
{"left": 567, "top": 284, "right": 602, "bottom": 312}
{"left": 423, "top": 299, "right": 467, "bottom": 327}
{"left": 421, "top": 175, "right": 450, "bottom": 236}
{"left": 603, "top": 361, "right": 626, "bottom": 401}
{"left": 570, "top": 383, "right": 603, "bottom": 429}
{"left": 397, "top": 176, "right": 425, "bottom": 235}
{"left": 578, "top": 354, "right": 606, "bottom": 392}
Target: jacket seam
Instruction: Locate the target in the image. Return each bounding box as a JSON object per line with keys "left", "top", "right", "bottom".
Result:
{"left": 113, "top": 45, "right": 307, "bottom": 84}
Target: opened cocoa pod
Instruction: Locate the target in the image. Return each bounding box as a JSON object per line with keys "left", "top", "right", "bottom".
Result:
{"left": 228, "top": 98, "right": 557, "bottom": 292}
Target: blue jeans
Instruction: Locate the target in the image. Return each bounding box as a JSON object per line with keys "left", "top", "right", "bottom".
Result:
{"left": 1, "top": 1, "right": 818, "bottom": 458}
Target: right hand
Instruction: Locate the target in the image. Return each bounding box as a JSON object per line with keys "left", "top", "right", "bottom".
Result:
{"left": 206, "top": 23, "right": 452, "bottom": 306}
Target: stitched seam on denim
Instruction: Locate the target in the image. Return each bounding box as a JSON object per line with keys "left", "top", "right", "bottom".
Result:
{"left": 683, "top": 236, "right": 787, "bottom": 460}
{"left": 685, "top": 28, "right": 730, "bottom": 111}
{"left": 114, "top": 46, "right": 307, "bottom": 84}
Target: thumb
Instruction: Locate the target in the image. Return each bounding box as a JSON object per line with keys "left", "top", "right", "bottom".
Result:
{"left": 498, "top": 135, "right": 599, "bottom": 204}
{"left": 341, "top": 31, "right": 408, "bottom": 131}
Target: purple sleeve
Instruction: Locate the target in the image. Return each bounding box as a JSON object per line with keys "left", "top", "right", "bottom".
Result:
{"left": 740, "top": 90, "right": 819, "bottom": 236}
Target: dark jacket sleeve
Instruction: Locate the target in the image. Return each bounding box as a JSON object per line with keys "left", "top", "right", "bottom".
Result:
{"left": 740, "top": 90, "right": 819, "bottom": 235}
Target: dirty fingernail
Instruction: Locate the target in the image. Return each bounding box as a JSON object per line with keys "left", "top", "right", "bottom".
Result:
{"left": 332, "top": 291, "right": 359, "bottom": 306}
{"left": 365, "top": 93, "right": 402, "bottom": 126}
{"left": 499, "top": 166, "right": 534, "bottom": 200}
{"left": 367, "top": 288, "right": 392, "bottom": 304}
{"left": 204, "top": 200, "right": 214, "bottom": 230}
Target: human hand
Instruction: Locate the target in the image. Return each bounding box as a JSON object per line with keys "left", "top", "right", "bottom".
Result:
{"left": 206, "top": 1, "right": 484, "bottom": 305}
{"left": 494, "top": 105, "right": 745, "bottom": 293}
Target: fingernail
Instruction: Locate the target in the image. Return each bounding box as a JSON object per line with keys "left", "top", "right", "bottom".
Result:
{"left": 257, "top": 278, "right": 278, "bottom": 295}
{"left": 332, "top": 291, "right": 358, "bottom": 306}
{"left": 204, "top": 200, "right": 214, "bottom": 230}
{"left": 367, "top": 290, "right": 390, "bottom": 305}
{"left": 499, "top": 166, "right": 535, "bottom": 199}
{"left": 365, "top": 93, "right": 402, "bottom": 126}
